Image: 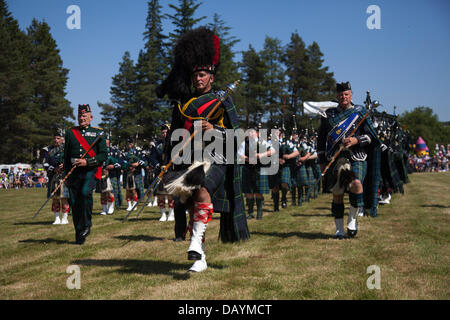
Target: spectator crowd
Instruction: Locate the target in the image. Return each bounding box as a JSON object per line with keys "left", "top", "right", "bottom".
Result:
{"left": 0, "top": 166, "right": 48, "bottom": 189}
{"left": 408, "top": 144, "right": 450, "bottom": 172}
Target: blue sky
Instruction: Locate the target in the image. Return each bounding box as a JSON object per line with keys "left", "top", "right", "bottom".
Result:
{"left": 7, "top": 0, "right": 450, "bottom": 125}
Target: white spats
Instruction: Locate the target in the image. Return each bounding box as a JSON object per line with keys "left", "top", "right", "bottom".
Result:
{"left": 189, "top": 253, "right": 207, "bottom": 272}
{"left": 188, "top": 222, "right": 207, "bottom": 256}
{"left": 61, "top": 212, "right": 69, "bottom": 225}
{"left": 347, "top": 206, "right": 358, "bottom": 231}
{"left": 126, "top": 201, "right": 133, "bottom": 211}
{"left": 52, "top": 212, "right": 61, "bottom": 225}
{"left": 100, "top": 204, "right": 108, "bottom": 215}
{"left": 107, "top": 202, "right": 114, "bottom": 215}
{"left": 167, "top": 207, "right": 175, "bottom": 221}
{"left": 334, "top": 218, "right": 345, "bottom": 238}
{"left": 159, "top": 209, "right": 167, "bottom": 222}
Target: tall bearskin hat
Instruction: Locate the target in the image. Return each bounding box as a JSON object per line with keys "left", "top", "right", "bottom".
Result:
{"left": 156, "top": 27, "right": 220, "bottom": 101}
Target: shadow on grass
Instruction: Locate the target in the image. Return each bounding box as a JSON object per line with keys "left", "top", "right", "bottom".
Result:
{"left": 114, "top": 235, "right": 165, "bottom": 242}
{"left": 71, "top": 258, "right": 225, "bottom": 279}
{"left": 313, "top": 207, "right": 332, "bottom": 211}
{"left": 291, "top": 213, "right": 333, "bottom": 218}
{"left": 14, "top": 221, "right": 53, "bottom": 226}
{"left": 420, "top": 204, "right": 450, "bottom": 209}
{"left": 114, "top": 217, "right": 159, "bottom": 223}
{"left": 252, "top": 231, "right": 333, "bottom": 240}
{"left": 19, "top": 238, "right": 72, "bottom": 245}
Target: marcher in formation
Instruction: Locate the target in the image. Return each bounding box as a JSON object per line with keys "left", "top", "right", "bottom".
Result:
{"left": 42, "top": 128, "right": 70, "bottom": 225}
{"left": 63, "top": 104, "right": 107, "bottom": 245}
{"left": 36, "top": 28, "right": 412, "bottom": 272}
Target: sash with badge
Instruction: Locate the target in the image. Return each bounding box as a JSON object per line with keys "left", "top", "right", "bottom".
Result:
{"left": 326, "top": 111, "right": 360, "bottom": 160}
{"left": 72, "top": 128, "right": 103, "bottom": 180}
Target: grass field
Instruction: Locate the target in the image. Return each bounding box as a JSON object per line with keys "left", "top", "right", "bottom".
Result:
{"left": 1, "top": 172, "right": 449, "bottom": 300}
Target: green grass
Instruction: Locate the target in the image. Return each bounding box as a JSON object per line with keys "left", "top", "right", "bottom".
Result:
{"left": 1, "top": 172, "right": 449, "bottom": 299}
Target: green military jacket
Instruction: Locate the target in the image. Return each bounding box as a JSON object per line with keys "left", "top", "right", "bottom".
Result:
{"left": 63, "top": 125, "right": 108, "bottom": 176}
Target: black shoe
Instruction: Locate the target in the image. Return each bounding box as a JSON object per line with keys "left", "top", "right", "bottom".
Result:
{"left": 247, "top": 214, "right": 255, "bottom": 219}
{"left": 281, "top": 201, "right": 287, "bottom": 209}
{"left": 75, "top": 232, "right": 85, "bottom": 245}
{"left": 188, "top": 251, "right": 202, "bottom": 261}
{"left": 173, "top": 237, "right": 185, "bottom": 242}
{"left": 80, "top": 227, "right": 90, "bottom": 238}
{"left": 347, "top": 229, "right": 358, "bottom": 238}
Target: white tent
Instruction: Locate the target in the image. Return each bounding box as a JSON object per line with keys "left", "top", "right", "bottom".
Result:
{"left": 0, "top": 163, "right": 32, "bottom": 174}
{"left": 303, "top": 101, "right": 338, "bottom": 117}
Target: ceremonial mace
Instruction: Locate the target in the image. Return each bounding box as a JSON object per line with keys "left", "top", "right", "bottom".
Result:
{"left": 321, "top": 95, "right": 380, "bottom": 177}
{"left": 122, "top": 80, "right": 241, "bottom": 223}
{"left": 32, "top": 132, "right": 104, "bottom": 219}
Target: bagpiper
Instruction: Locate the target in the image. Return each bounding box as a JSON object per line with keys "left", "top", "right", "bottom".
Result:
{"left": 317, "top": 82, "right": 381, "bottom": 239}
{"left": 156, "top": 27, "right": 250, "bottom": 272}
{"left": 238, "top": 125, "right": 274, "bottom": 220}
{"left": 43, "top": 128, "right": 70, "bottom": 225}
{"left": 123, "top": 138, "right": 147, "bottom": 211}
{"left": 99, "top": 136, "right": 117, "bottom": 215}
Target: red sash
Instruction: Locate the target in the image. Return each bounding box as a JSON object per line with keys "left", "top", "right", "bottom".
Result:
{"left": 72, "top": 128, "right": 102, "bottom": 180}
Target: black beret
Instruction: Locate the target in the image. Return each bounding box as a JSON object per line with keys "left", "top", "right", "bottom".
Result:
{"left": 336, "top": 82, "right": 351, "bottom": 93}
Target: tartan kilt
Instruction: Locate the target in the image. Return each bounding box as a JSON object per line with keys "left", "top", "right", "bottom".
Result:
{"left": 385, "top": 151, "right": 403, "bottom": 193}
{"left": 205, "top": 162, "right": 249, "bottom": 243}
{"left": 351, "top": 159, "right": 367, "bottom": 182}
{"left": 50, "top": 173, "right": 69, "bottom": 199}
{"left": 134, "top": 173, "right": 144, "bottom": 200}
{"left": 323, "top": 156, "right": 367, "bottom": 191}
{"left": 281, "top": 166, "right": 291, "bottom": 187}
{"left": 268, "top": 170, "right": 281, "bottom": 189}
{"left": 241, "top": 165, "right": 270, "bottom": 194}
{"left": 306, "top": 164, "right": 315, "bottom": 186}
{"left": 204, "top": 163, "right": 228, "bottom": 213}
{"left": 110, "top": 176, "right": 122, "bottom": 206}
{"left": 314, "top": 163, "right": 321, "bottom": 179}
{"left": 296, "top": 165, "right": 309, "bottom": 187}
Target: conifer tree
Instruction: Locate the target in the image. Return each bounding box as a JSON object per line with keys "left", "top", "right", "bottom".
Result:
{"left": 240, "top": 45, "right": 268, "bottom": 128}
{"left": 135, "top": 0, "right": 170, "bottom": 140}
{"left": 207, "top": 13, "right": 240, "bottom": 90}
{"left": 166, "top": 0, "right": 206, "bottom": 45}
{"left": 283, "top": 31, "right": 307, "bottom": 119}
{"left": 26, "top": 19, "right": 73, "bottom": 153}
{"left": 302, "top": 41, "right": 335, "bottom": 102}
{"left": 260, "top": 36, "right": 286, "bottom": 128}
{"left": 110, "top": 51, "right": 139, "bottom": 142}
{"left": 0, "top": 0, "right": 33, "bottom": 162}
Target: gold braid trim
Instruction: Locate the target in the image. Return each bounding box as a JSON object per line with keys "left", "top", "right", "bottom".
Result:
{"left": 177, "top": 97, "right": 225, "bottom": 127}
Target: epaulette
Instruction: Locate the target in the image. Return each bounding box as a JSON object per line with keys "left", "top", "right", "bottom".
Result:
{"left": 92, "top": 126, "right": 103, "bottom": 130}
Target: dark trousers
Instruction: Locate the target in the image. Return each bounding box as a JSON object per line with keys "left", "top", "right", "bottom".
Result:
{"left": 68, "top": 170, "right": 97, "bottom": 233}
{"left": 174, "top": 199, "right": 188, "bottom": 239}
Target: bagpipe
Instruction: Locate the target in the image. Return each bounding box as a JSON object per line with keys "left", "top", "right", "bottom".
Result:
{"left": 122, "top": 81, "right": 240, "bottom": 222}
{"left": 321, "top": 91, "right": 381, "bottom": 177}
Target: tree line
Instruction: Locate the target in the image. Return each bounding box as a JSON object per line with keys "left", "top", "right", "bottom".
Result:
{"left": 100, "top": 0, "right": 337, "bottom": 147}
{"left": 0, "top": 0, "right": 73, "bottom": 163}
{"left": 3, "top": 0, "right": 445, "bottom": 163}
